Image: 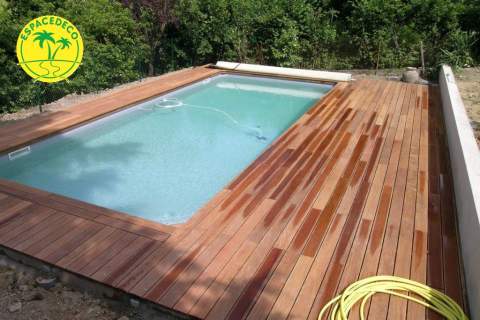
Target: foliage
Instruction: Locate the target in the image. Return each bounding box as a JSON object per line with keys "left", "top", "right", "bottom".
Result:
{"left": 165, "top": 0, "right": 340, "bottom": 69}
{"left": 165, "top": 0, "right": 478, "bottom": 70}
{"left": 0, "top": 0, "right": 147, "bottom": 113}
{"left": 460, "top": 0, "right": 480, "bottom": 61}
{"left": 122, "top": 0, "right": 176, "bottom": 75}
{"left": 0, "top": 0, "right": 479, "bottom": 113}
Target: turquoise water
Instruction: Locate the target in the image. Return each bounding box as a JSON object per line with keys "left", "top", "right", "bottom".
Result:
{"left": 0, "top": 75, "right": 332, "bottom": 224}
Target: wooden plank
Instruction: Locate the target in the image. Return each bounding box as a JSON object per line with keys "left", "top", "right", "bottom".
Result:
{"left": 387, "top": 85, "right": 422, "bottom": 319}
{"left": 0, "top": 180, "right": 172, "bottom": 239}
{"left": 56, "top": 226, "right": 116, "bottom": 268}
{"left": 94, "top": 215, "right": 169, "bottom": 241}
{"left": 115, "top": 229, "right": 204, "bottom": 292}
{"left": 0, "top": 206, "right": 56, "bottom": 244}
{"left": 365, "top": 83, "right": 418, "bottom": 319}
{"left": 281, "top": 82, "right": 398, "bottom": 320}
{"left": 76, "top": 231, "right": 138, "bottom": 276}
{"left": 0, "top": 199, "right": 33, "bottom": 226}
{"left": 4, "top": 212, "right": 67, "bottom": 249}
{"left": 22, "top": 216, "right": 88, "bottom": 256}
{"left": 48, "top": 193, "right": 175, "bottom": 234}
{"left": 92, "top": 236, "right": 155, "bottom": 283}
{"left": 407, "top": 85, "right": 430, "bottom": 320}
{"left": 337, "top": 83, "right": 410, "bottom": 320}
{"left": 285, "top": 82, "right": 401, "bottom": 320}
{"left": 174, "top": 199, "right": 275, "bottom": 314}
{"left": 227, "top": 247, "right": 283, "bottom": 320}
{"left": 37, "top": 221, "right": 104, "bottom": 264}
{"left": 64, "top": 229, "right": 135, "bottom": 274}
{"left": 206, "top": 80, "right": 378, "bottom": 320}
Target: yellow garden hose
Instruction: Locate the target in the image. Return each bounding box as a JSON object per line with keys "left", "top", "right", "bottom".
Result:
{"left": 318, "top": 275, "right": 468, "bottom": 320}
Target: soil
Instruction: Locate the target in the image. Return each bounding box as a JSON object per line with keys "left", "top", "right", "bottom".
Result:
{"left": 0, "top": 265, "right": 169, "bottom": 320}
{"left": 454, "top": 67, "right": 480, "bottom": 145}
{"left": 344, "top": 68, "right": 405, "bottom": 81}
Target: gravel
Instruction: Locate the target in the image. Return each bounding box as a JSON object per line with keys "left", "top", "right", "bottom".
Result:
{"left": 455, "top": 67, "right": 480, "bottom": 146}
{"left": 0, "top": 265, "right": 170, "bottom": 320}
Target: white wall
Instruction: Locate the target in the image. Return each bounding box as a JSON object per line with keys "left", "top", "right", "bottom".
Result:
{"left": 439, "top": 65, "right": 480, "bottom": 319}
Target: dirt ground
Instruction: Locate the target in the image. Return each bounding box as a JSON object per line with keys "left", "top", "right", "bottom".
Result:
{"left": 454, "top": 67, "right": 480, "bottom": 145}
{"left": 344, "top": 68, "right": 404, "bottom": 81}
{"left": 0, "top": 264, "right": 170, "bottom": 320}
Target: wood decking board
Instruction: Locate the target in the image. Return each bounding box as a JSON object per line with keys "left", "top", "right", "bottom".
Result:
{"left": 0, "top": 66, "right": 466, "bottom": 319}
{"left": 249, "top": 82, "right": 391, "bottom": 320}
{"left": 285, "top": 82, "right": 399, "bottom": 320}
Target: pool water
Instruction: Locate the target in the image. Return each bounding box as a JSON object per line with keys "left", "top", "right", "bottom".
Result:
{"left": 0, "top": 74, "right": 332, "bottom": 224}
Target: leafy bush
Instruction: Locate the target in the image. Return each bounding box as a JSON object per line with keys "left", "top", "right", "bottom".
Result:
{"left": 166, "top": 0, "right": 477, "bottom": 70}
{"left": 460, "top": 0, "right": 480, "bottom": 61}
{"left": 344, "top": 0, "right": 476, "bottom": 68}
{"left": 0, "top": 0, "right": 479, "bottom": 113}
{"left": 167, "top": 0, "right": 339, "bottom": 68}
{"left": 0, "top": 0, "right": 147, "bottom": 113}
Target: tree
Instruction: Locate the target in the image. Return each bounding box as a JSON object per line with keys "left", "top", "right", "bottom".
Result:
{"left": 123, "top": 0, "right": 177, "bottom": 75}
{"left": 0, "top": 0, "right": 478, "bottom": 114}
{"left": 0, "top": 0, "right": 148, "bottom": 113}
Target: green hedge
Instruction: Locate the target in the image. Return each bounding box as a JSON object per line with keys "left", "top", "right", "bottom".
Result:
{"left": 0, "top": 0, "right": 478, "bottom": 113}
{"left": 163, "top": 0, "right": 478, "bottom": 71}
{"left": 0, "top": 0, "right": 147, "bottom": 113}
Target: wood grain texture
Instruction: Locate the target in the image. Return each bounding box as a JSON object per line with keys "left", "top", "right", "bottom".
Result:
{"left": 0, "top": 67, "right": 466, "bottom": 319}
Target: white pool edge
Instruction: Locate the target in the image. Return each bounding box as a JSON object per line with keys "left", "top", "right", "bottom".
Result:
{"left": 439, "top": 64, "right": 480, "bottom": 318}
{"left": 215, "top": 61, "right": 352, "bottom": 82}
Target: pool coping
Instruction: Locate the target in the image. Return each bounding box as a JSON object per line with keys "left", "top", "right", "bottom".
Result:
{"left": 0, "top": 65, "right": 339, "bottom": 234}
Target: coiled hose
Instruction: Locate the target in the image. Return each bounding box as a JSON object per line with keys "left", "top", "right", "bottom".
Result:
{"left": 318, "top": 275, "right": 468, "bottom": 320}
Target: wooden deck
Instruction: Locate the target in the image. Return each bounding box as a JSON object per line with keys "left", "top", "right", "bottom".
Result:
{"left": 0, "top": 67, "right": 466, "bottom": 319}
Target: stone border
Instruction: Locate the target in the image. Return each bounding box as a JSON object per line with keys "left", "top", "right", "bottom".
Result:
{"left": 439, "top": 64, "right": 480, "bottom": 318}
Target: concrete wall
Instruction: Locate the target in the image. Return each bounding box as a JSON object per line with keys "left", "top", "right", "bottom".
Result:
{"left": 439, "top": 65, "right": 480, "bottom": 318}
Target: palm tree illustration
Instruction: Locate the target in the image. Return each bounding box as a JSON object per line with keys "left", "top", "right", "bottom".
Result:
{"left": 51, "top": 37, "right": 71, "bottom": 59}
{"left": 33, "top": 30, "right": 56, "bottom": 60}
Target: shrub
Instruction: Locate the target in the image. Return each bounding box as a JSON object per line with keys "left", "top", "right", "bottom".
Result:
{"left": 0, "top": 0, "right": 147, "bottom": 113}
{"left": 0, "top": 0, "right": 479, "bottom": 113}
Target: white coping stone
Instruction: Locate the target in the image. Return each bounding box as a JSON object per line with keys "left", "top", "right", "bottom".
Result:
{"left": 215, "top": 61, "right": 352, "bottom": 82}
{"left": 439, "top": 64, "right": 480, "bottom": 319}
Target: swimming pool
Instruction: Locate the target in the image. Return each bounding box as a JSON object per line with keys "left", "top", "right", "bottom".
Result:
{"left": 0, "top": 74, "right": 332, "bottom": 224}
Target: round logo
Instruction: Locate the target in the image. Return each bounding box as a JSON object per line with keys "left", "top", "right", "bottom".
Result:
{"left": 16, "top": 15, "right": 84, "bottom": 83}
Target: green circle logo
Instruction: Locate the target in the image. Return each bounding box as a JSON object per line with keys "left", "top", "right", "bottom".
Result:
{"left": 16, "top": 15, "right": 84, "bottom": 83}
